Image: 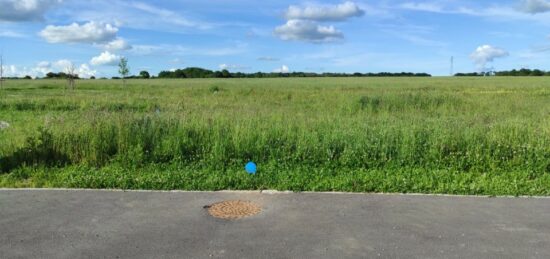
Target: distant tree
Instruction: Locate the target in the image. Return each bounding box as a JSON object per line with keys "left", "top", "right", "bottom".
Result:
{"left": 221, "top": 69, "right": 231, "bottom": 78}
{"left": 90, "top": 76, "right": 96, "bottom": 80}
{"left": 139, "top": 70, "right": 150, "bottom": 79}
{"left": 118, "top": 57, "right": 130, "bottom": 86}
{"left": 532, "top": 69, "right": 544, "bottom": 76}
{"left": 65, "top": 63, "right": 77, "bottom": 90}
{"left": 24, "top": 75, "right": 32, "bottom": 80}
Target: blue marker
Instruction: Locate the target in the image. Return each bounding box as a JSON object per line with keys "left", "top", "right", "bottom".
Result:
{"left": 245, "top": 162, "right": 257, "bottom": 174}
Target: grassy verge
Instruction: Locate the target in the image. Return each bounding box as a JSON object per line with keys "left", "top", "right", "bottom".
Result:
{"left": 1, "top": 77, "right": 550, "bottom": 195}
{"left": 2, "top": 164, "right": 549, "bottom": 196}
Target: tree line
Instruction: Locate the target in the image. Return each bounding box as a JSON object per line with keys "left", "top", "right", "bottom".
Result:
{"left": 455, "top": 69, "right": 550, "bottom": 77}
{"left": 9, "top": 63, "right": 550, "bottom": 80}
{"left": 157, "top": 67, "right": 432, "bottom": 78}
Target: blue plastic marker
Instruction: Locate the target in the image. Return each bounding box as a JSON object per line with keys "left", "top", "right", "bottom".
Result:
{"left": 245, "top": 162, "right": 257, "bottom": 175}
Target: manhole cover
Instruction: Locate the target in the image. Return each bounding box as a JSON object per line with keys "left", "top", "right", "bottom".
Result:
{"left": 205, "top": 200, "right": 261, "bottom": 220}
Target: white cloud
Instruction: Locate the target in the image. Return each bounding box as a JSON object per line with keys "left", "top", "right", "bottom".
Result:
{"left": 0, "top": 0, "right": 62, "bottom": 21}
{"left": 219, "top": 64, "right": 249, "bottom": 71}
{"left": 273, "top": 65, "right": 290, "bottom": 73}
{"left": 77, "top": 64, "right": 96, "bottom": 78}
{"left": 285, "top": 1, "right": 365, "bottom": 21}
{"left": 397, "top": 1, "right": 550, "bottom": 25}
{"left": 52, "top": 61, "right": 95, "bottom": 78}
{"left": 520, "top": 0, "right": 550, "bottom": 14}
{"left": 90, "top": 51, "right": 121, "bottom": 66}
{"left": 0, "top": 30, "right": 26, "bottom": 38}
{"left": 274, "top": 20, "right": 343, "bottom": 43}
{"left": 66, "top": 1, "right": 211, "bottom": 34}
{"left": 40, "top": 21, "right": 118, "bottom": 44}
{"left": 1, "top": 59, "right": 95, "bottom": 78}
{"left": 399, "top": 3, "right": 444, "bottom": 13}
{"left": 470, "top": 45, "right": 509, "bottom": 71}
{"left": 2, "top": 61, "right": 52, "bottom": 78}
{"left": 276, "top": 2, "right": 361, "bottom": 44}
{"left": 34, "top": 61, "right": 51, "bottom": 75}
{"left": 53, "top": 59, "right": 72, "bottom": 69}
{"left": 1, "top": 65, "right": 20, "bottom": 77}
{"left": 99, "top": 38, "right": 131, "bottom": 51}
{"left": 129, "top": 45, "right": 166, "bottom": 56}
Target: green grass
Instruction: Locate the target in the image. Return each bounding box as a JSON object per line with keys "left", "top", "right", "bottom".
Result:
{"left": 1, "top": 77, "right": 550, "bottom": 195}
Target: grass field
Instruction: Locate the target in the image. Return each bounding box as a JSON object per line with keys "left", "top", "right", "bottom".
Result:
{"left": 1, "top": 77, "right": 550, "bottom": 195}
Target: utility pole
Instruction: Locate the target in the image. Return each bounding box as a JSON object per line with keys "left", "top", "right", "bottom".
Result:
{"left": 450, "top": 56, "right": 454, "bottom": 77}
{"left": 0, "top": 54, "right": 4, "bottom": 90}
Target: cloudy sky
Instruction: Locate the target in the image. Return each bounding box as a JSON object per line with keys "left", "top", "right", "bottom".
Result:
{"left": 2, "top": 0, "right": 550, "bottom": 78}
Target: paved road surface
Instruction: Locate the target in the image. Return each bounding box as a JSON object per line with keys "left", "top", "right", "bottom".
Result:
{"left": 1, "top": 189, "right": 549, "bottom": 258}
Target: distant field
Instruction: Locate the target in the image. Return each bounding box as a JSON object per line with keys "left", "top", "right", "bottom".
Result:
{"left": 1, "top": 77, "right": 550, "bottom": 195}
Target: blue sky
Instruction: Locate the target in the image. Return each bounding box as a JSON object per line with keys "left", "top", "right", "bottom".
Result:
{"left": 1, "top": 0, "right": 550, "bottom": 78}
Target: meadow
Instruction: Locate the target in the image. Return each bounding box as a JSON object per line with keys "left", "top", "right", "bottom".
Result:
{"left": 1, "top": 77, "right": 550, "bottom": 195}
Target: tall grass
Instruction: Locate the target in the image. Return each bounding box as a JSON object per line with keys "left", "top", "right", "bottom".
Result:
{"left": 1, "top": 77, "right": 550, "bottom": 194}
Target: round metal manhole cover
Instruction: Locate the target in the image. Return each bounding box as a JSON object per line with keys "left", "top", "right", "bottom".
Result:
{"left": 205, "top": 200, "right": 261, "bottom": 220}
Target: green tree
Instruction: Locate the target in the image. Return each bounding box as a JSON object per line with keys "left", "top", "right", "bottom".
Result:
{"left": 221, "top": 69, "right": 231, "bottom": 78}
{"left": 139, "top": 71, "right": 150, "bottom": 79}
{"left": 118, "top": 57, "right": 130, "bottom": 86}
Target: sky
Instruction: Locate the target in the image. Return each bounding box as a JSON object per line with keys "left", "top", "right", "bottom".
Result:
{"left": 1, "top": 0, "right": 550, "bottom": 78}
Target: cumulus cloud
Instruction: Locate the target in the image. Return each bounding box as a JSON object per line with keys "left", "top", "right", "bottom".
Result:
{"left": 3, "top": 61, "right": 52, "bottom": 78}
{"left": 0, "top": 0, "right": 62, "bottom": 21}
{"left": 52, "top": 59, "right": 73, "bottom": 69}
{"left": 520, "top": 0, "right": 550, "bottom": 14}
{"left": 40, "top": 21, "right": 118, "bottom": 44}
{"left": 34, "top": 61, "right": 52, "bottom": 75}
{"left": 1, "top": 65, "right": 20, "bottom": 77}
{"left": 276, "top": 2, "right": 362, "bottom": 44}
{"left": 1, "top": 59, "right": 95, "bottom": 78}
{"left": 90, "top": 51, "right": 121, "bottom": 66}
{"left": 470, "top": 45, "right": 509, "bottom": 71}
{"left": 99, "top": 38, "right": 131, "bottom": 51}
{"left": 77, "top": 64, "right": 96, "bottom": 78}
{"left": 273, "top": 65, "right": 290, "bottom": 73}
{"left": 274, "top": 20, "right": 343, "bottom": 43}
{"left": 53, "top": 61, "right": 95, "bottom": 78}
{"left": 285, "top": 1, "right": 364, "bottom": 21}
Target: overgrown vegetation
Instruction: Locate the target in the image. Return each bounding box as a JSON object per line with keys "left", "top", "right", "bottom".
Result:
{"left": 1, "top": 77, "right": 550, "bottom": 195}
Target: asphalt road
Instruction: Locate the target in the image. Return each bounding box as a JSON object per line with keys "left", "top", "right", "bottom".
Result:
{"left": 1, "top": 189, "right": 549, "bottom": 259}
